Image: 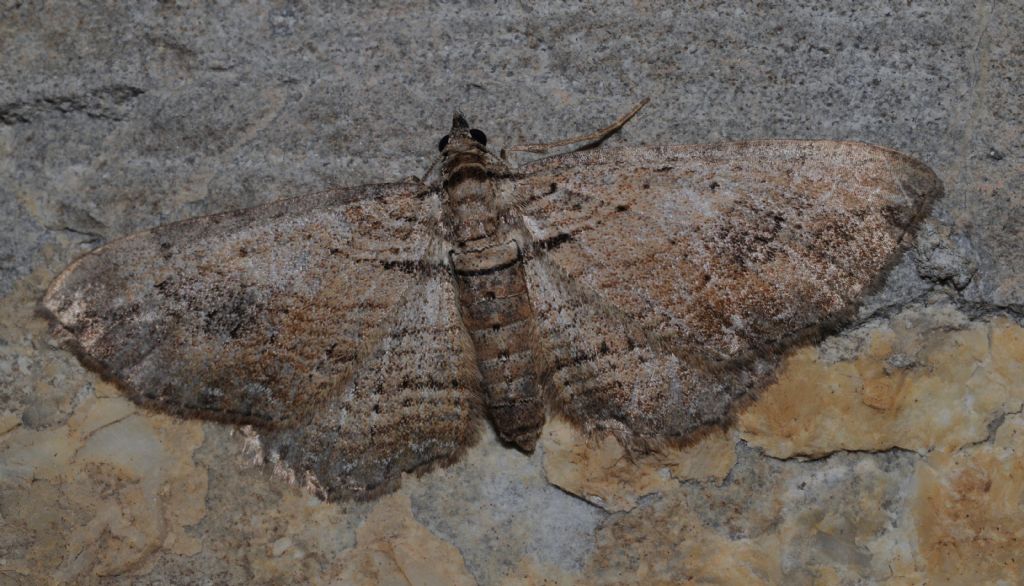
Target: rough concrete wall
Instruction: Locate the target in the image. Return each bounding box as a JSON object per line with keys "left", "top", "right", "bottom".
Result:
{"left": 1, "top": 2, "right": 1021, "bottom": 584}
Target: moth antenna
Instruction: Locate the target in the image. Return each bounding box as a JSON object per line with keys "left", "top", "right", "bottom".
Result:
{"left": 502, "top": 97, "right": 650, "bottom": 158}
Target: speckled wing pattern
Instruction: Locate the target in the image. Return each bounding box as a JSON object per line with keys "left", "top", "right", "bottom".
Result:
{"left": 43, "top": 137, "right": 940, "bottom": 500}
{"left": 259, "top": 269, "right": 483, "bottom": 498}
{"left": 514, "top": 141, "right": 940, "bottom": 446}
{"left": 43, "top": 182, "right": 483, "bottom": 500}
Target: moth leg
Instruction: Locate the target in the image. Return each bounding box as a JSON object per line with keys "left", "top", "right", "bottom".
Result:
{"left": 501, "top": 97, "right": 650, "bottom": 159}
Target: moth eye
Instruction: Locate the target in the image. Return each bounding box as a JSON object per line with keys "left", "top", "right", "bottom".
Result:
{"left": 469, "top": 128, "right": 487, "bottom": 146}
{"left": 438, "top": 135, "right": 450, "bottom": 152}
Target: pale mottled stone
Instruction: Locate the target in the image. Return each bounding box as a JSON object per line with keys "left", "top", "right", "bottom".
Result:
{"left": 573, "top": 303, "right": 1024, "bottom": 584}
{"left": 333, "top": 493, "right": 475, "bottom": 586}
{"left": 185, "top": 441, "right": 372, "bottom": 585}
{"left": 0, "top": 394, "right": 206, "bottom": 581}
{"left": 738, "top": 303, "right": 1024, "bottom": 458}
{"left": 541, "top": 418, "right": 736, "bottom": 511}
{"left": 585, "top": 447, "right": 919, "bottom": 584}
{"left": 495, "top": 560, "right": 580, "bottom": 586}
{"left": 912, "top": 412, "right": 1024, "bottom": 584}
{"left": 0, "top": 411, "right": 19, "bottom": 435}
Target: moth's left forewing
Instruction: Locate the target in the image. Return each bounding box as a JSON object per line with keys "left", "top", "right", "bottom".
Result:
{"left": 42, "top": 181, "right": 488, "bottom": 500}
{"left": 514, "top": 141, "right": 942, "bottom": 365}
{"left": 40, "top": 182, "right": 446, "bottom": 427}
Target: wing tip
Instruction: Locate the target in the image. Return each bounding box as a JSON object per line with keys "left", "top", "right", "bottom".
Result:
{"left": 840, "top": 140, "right": 943, "bottom": 228}
{"left": 888, "top": 150, "right": 943, "bottom": 233}
{"left": 853, "top": 141, "right": 944, "bottom": 198}
{"left": 39, "top": 240, "right": 116, "bottom": 319}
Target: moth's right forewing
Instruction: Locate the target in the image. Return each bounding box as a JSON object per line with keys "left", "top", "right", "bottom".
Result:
{"left": 513, "top": 140, "right": 940, "bottom": 443}
{"left": 514, "top": 141, "right": 941, "bottom": 366}
{"left": 42, "top": 182, "right": 442, "bottom": 426}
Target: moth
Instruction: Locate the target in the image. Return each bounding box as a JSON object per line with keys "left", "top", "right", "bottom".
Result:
{"left": 42, "top": 100, "right": 941, "bottom": 500}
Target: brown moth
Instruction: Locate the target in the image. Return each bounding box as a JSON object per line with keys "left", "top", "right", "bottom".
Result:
{"left": 42, "top": 100, "right": 941, "bottom": 500}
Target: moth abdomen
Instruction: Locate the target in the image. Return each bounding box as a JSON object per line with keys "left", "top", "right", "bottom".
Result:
{"left": 451, "top": 243, "right": 545, "bottom": 452}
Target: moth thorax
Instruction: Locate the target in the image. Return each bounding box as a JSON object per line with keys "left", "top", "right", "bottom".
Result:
{"left": 445, "top": 174, "right": 499, "bottom": 242}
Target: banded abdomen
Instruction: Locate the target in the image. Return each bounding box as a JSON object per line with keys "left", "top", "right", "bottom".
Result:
{"left": 451, "top": 241, "right": 545, "bottom": 451}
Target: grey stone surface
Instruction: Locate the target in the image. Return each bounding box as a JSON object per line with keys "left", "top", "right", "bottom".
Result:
{"left": 2, "top": 1, "right": 1022, "bottom": 584}
{"left": 409, "top": 428, "right": 604, "bottom": 583}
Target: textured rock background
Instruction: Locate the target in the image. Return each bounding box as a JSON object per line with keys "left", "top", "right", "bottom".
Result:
{"left": 1, "top": 2, "right": 1021, "bottom": 584}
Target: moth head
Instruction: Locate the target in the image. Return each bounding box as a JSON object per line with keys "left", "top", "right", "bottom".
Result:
{"left": 437, "top": 111, "right": 487, "bottom": 154}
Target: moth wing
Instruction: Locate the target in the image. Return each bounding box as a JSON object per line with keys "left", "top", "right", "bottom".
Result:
{"left": 261, "top": 269, "right": 483, "bottom": 500}
{"left": 43, "top": 182, "right": 482, "bottom": 498}
{"left": 524, "top": 255, "right": 749, "bottom": 447}
{"left": 514, "top": 141, "right": 940, "bottom": 438}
